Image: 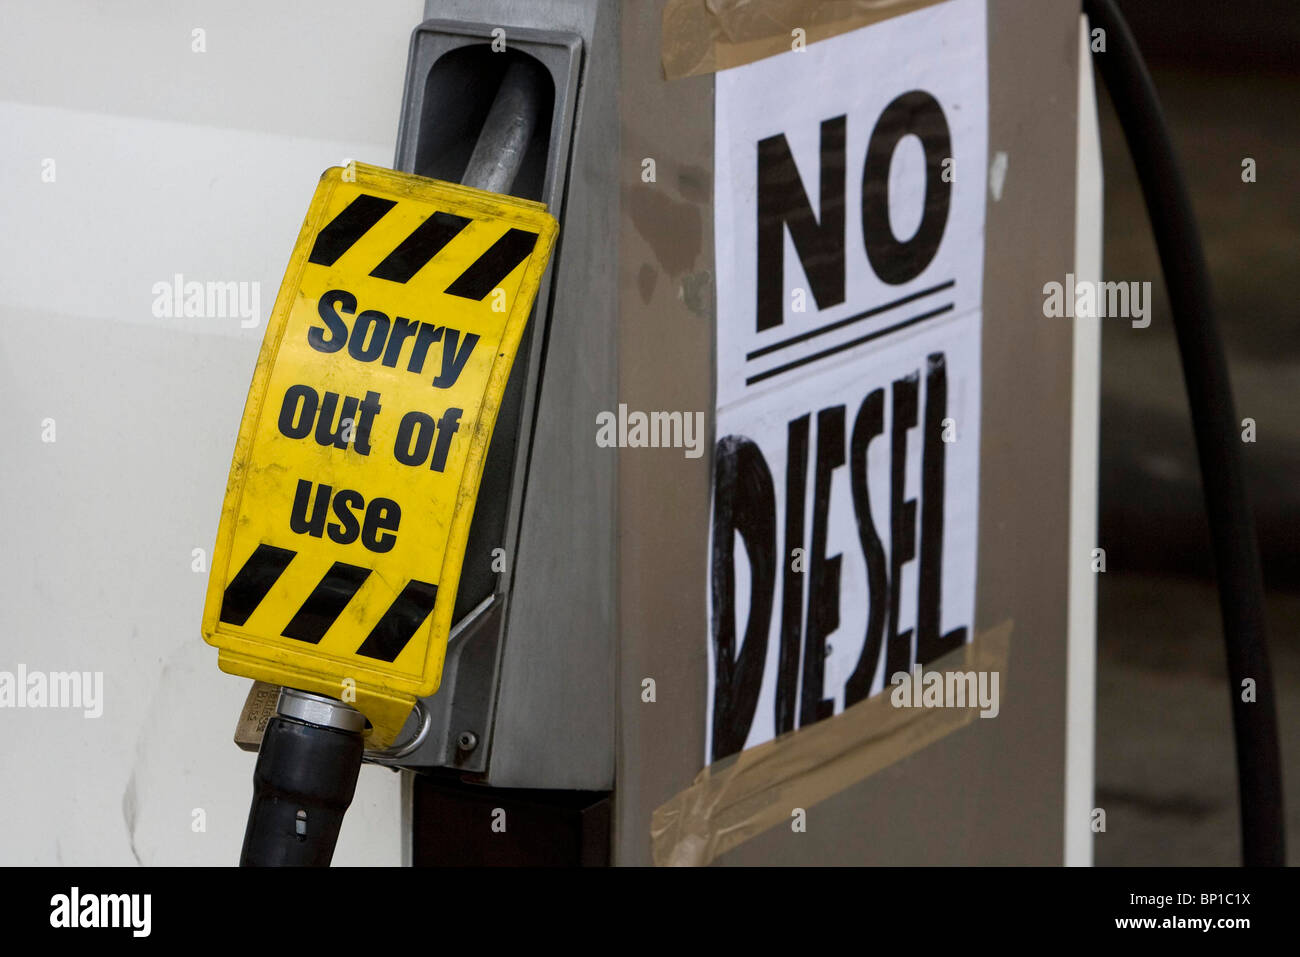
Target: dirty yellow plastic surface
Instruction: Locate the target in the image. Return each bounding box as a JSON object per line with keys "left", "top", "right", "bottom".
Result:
{"left": 202, "top": 163, "right": 556, "bottom": 748}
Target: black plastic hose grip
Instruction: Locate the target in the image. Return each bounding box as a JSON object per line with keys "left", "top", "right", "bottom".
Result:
{"left": 240, "top": 715, "right": 364, "bottom": 867}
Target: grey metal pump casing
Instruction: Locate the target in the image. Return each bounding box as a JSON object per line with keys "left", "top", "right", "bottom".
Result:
{"left": 373, "top": 4, "right": 618, "bottom": 791}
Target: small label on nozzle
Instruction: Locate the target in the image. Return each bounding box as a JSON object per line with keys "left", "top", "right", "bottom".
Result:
{"left": 234, "top": 680, "right": 282, "bottom": 752}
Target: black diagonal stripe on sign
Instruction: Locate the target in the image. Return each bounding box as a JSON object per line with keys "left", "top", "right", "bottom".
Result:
{"left": 353, "top": 580, "right": 438, "bottom": 662}
{"left": 370, "top": 211, "right": 471, "bottom": 283}
{"left": 220, "top": 544, "right": 296, "bottom": 626}
{"left": 443, "top": 228, "right": 539, "bottom": 300}
{"left": 281, "top": 562, "right": 371, "bottom": 644}
{"left": 308, "top": 194, "right": 397, "bottom": 266}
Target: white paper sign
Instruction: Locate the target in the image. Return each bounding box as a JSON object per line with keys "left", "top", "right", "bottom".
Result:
{"left": 707, "top": 0, "right": 988, "bottom": 763}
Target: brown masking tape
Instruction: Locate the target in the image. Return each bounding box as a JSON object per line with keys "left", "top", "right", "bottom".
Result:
{"left": 650, "top": 620, "right": 1013, "bottom": 865}
{"left": 661, "top": 0, "right": 947, "bottom": 80}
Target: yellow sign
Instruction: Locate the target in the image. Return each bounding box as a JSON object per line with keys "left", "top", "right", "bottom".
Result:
{"left": 202, "top": 163, "right": 557, "bottom": 748}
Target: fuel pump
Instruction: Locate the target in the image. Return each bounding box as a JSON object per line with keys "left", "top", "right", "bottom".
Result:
{"left": 202, "top": 45, "right": 559, "bottom": 865}
{"left": 201, "top": 0, "right": 1280, "bottom": 870}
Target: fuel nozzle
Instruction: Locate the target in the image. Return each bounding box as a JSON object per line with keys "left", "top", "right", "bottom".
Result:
{"left": 240, "top": 688, "right": 365, "bottom": 866}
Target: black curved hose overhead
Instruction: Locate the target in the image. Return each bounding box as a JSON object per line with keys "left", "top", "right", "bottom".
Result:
{"left": 1082, "top": 0, "right": 1284, "bottom": 866}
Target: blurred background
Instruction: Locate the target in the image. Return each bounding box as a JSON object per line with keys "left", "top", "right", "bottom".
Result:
{"left": 1095, "top": 0, "right": 1299, "bottom": 864}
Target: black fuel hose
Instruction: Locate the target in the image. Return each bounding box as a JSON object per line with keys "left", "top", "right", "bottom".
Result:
{"left": 1082, "top": 0, "right": 1284, "bottom": 866}
{"left": 240, "top": 701, "right": 364, "bottom": 866}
